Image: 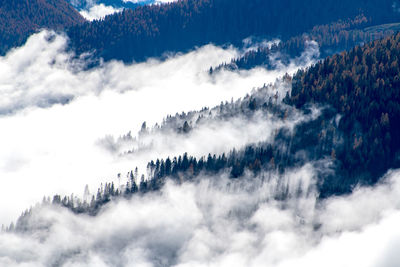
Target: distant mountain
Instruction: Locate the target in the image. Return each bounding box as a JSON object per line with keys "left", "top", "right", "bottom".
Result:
{"left": 0, "top": 0, "right": 85, "bottom": 55}
{"left": 213, "top": 16, "right": 400, "bottom": 72}
{"left": 67, "top": 0, "right": 400, "bottom": 63}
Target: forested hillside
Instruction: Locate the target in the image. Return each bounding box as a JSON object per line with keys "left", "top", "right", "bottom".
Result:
{"left": 0, "top": 0, "right": 85, "bottom": 55}
{"left": 67, "top": 0, "right": 400, "bottom": 62}
{"left": 11, "top": 31, "right": 400, "bottom": 223}
{"left": 5, "top": 0, "right": 400, "bottom": 265}
{"left": 288, "top": 32, "right": 400, "bottom": 191}
{"left": 15, "top": 80, "right": 338, "bottom": 223}
{"left": 214, "top": 16, "right": 400, "bottom": 71}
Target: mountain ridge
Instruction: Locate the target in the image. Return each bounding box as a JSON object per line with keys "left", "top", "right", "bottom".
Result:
{"left": 0, "top": 0, "right": 85, "bottom": 55}
{"left": 66, "top": 0, "right": 400, "bottom": 62}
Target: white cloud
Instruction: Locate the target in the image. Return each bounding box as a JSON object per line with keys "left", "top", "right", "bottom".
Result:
{"left": 242, "top": 37, "right": 281, "bottom": 54}
{"left": 0, "top": 164, "right": 319, "bottom": 266}
{"left": 0, "top": 30, "right": 316, "bottom": 226}
{"left": 0, "top": 15, "right": 398, "bottom": 267}
{"left": 79, "top": 4, "right": 123, "bottom": 21}
{"left": 4, "top": 166, "right": 400, "bottom": 266}
{"left": 97, "top": 96, "right": 321, "bottom": 171}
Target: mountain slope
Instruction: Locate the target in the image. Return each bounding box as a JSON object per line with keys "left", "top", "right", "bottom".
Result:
{"left": 67, "top": 0, "right": 400, "bottom": 62}
{"left": 213, "top": 16, "right": 400, "bottom": 72}
{"left": 288, "top": 32, "right": 400, "bottom": 194}
{"left": 36, "top": 31, "right": 400, "bottom": 217}
{"left": 0, "top": 0, "right": 85, "bottom": 55}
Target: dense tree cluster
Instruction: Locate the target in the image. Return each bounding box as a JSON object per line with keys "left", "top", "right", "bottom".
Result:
{"left": 12, "top": 83, "right": 342, "bottom": 227}
{"left": 214, "top": 16, "right": 400, "bottom": 71}
{"left": 15, "top": 30, "right": 400, "bottom": 223}
{"left": 51, "top": 32, "right": 400, "bottom": 213}
{"left": 0, "top": 0, "right": 85, "bottom": 55}
{"left": 289, "top": 32, "right": 400, "bottom": 191}
{"left": 8, "top": 0, "right": 400, "bottom": 232}
{"left": 67, "top": 0, "right": 400, "bottom": 62}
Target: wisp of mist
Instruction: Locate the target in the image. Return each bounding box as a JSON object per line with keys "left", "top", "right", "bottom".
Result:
{"left": 2, "top": 165, "right": 400, "bottom": 266}
{"left": 1, "top": 27, "right": 400, "bottom": 267}
{"left": 0, "top": 30, "right": 315, "bottom": 225}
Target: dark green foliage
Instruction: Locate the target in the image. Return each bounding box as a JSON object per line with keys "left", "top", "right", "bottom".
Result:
{"left": 32, "top": 90, "right": 341, "bottom": 218}
{"left": 0, "top": 0, "right": 85, "bottom": 55}
{"left": 67, "top": 0, "right": 400, "bottom": 62}
{"left": 290, "top": 32, "right": 400, "bottom": 194}
{"left": 63, "top": 32, "right": 400, "bottom": 214}
{"left": 214, "top": 15, "right": 388, "bottom": 71}
{"left": 12, "top": 30, "right": 400, "bottom": 228}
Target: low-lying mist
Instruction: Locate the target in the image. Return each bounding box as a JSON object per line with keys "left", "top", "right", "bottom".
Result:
{"left": 97, "top": 78, "right": 321, "bottom": 160}
{"left": 0, "top": 30, "right": 317, "bottom": 225}
{"left": 1, "top": 27, "right": 399, "bottom": 267}
{"left": 79, "top": 4, "right": 122, "bottom": 21}
{"left": 75, "top": 0, "right": 181, "bottom": 21}
{"left": 3, "top": 164, "right": 400, "bottom": 266}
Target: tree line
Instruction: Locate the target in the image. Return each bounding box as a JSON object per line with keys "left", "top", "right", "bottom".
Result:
{"left": 213, "top": 15, "right": 398, "bottom": 71}
{"left": 0, "top": 0, "right": 85, "bottom": 55}
{"left": 288, "top": 32, "right": 400, "bottom": 190}
{"left": 67, "top": 0, "right": 400, "bottom": 62}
